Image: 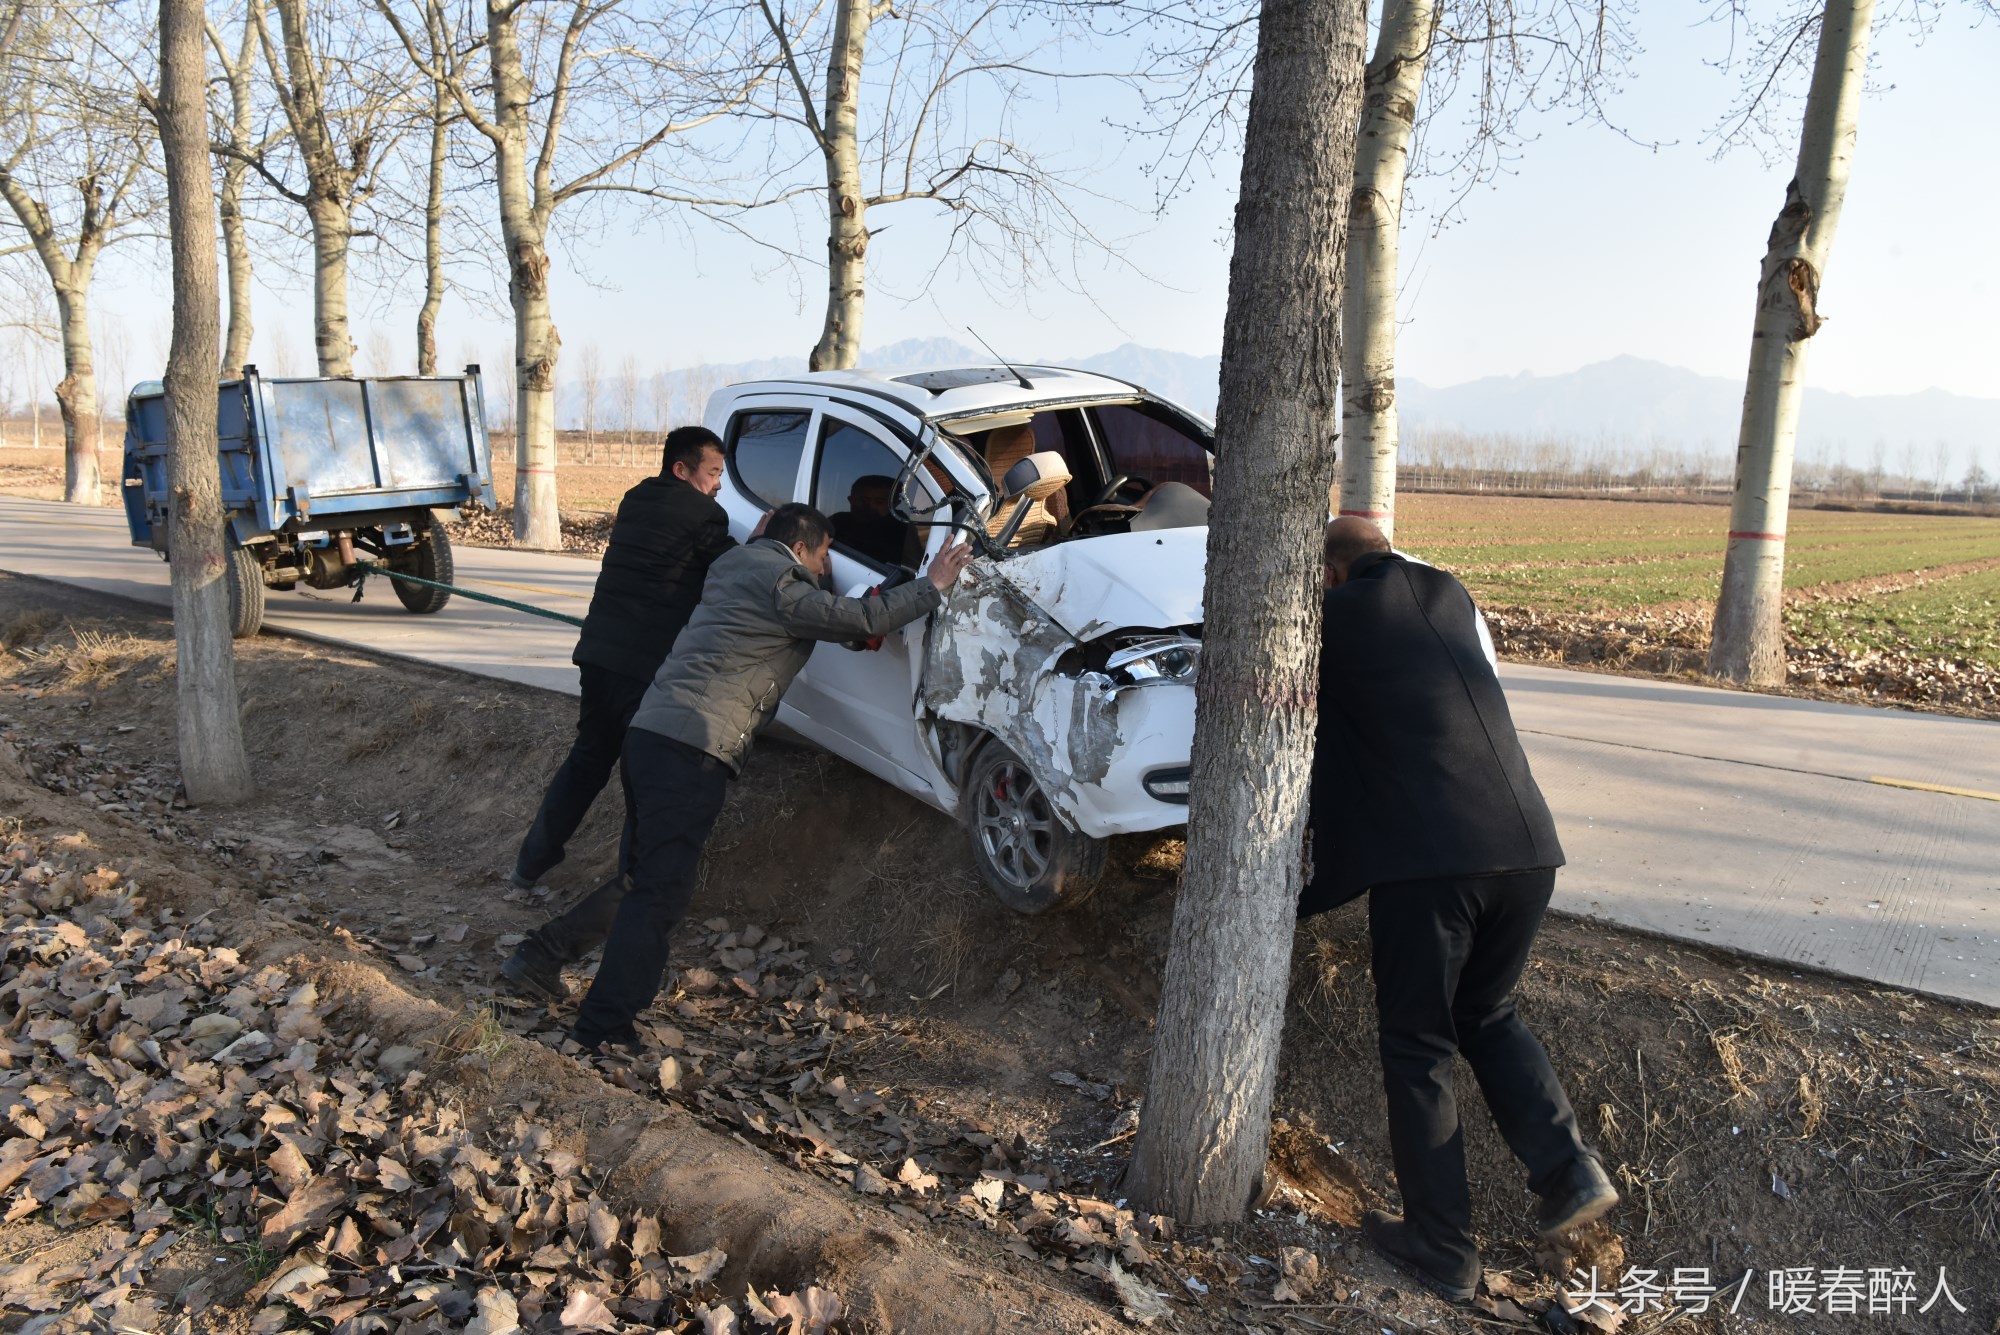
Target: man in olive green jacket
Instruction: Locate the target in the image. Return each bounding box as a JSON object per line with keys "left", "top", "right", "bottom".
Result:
{"left": 561, "top": 503, "right": 970, "bottom": 1051}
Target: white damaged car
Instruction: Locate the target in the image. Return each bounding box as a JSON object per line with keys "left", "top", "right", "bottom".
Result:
{"left": 703, "top": 363, "right": 1215, "bottom": 912}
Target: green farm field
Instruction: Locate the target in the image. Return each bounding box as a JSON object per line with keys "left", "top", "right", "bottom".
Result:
{"left": 1393, "top": 493, "right": 2000, "bottom": 617}
{"left": 1392, "top": 495, "right": 2000, "bottom": 706}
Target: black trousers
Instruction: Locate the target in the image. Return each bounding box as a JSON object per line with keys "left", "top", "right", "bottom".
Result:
{"left": 572, "top": 727, "right": 729, "bottom": 1045}
{"left": 515, "top": 664, "right": 652, "bottom": 881}
{"left": 525, "top": 872, "right": 627, "bottom": 965}
{"left": 1368, "top": 868, "right": 1591, "bottom": 1270}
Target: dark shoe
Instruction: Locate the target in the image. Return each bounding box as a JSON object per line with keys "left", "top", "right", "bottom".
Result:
{"left": 500, "top": 940, "right": 566, "bottom": 1003}
{"left": 1361, "top": 1209, "right": 1478, "bottom": 1303}
{"left": 565, "top": 1028, "right": 646, "bottom": 1059}
{"left": 1535, "top": 1157, "right": 1619, "bottom": 1238}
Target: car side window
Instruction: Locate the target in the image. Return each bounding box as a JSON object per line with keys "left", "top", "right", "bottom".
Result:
{"left": 1089, "top": 403, "right": 1214, "bottom": 497}
{"left": 728, "top": 409, "right": 811, "bottom": 508}
{"left": 814, "top": 417, "right": 927, "bottom": 569}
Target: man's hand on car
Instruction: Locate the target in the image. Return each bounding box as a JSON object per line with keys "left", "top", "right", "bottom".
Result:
{"left": 927, "top": 539, "right": 974, "bottom": 591}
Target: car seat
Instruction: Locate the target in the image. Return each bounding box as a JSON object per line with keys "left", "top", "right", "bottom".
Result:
{"left": 982, "top": 425, "right": 1069, "bottom": 529}
{"left": 986, "top": 451, "right": 1072, "bottom": 548}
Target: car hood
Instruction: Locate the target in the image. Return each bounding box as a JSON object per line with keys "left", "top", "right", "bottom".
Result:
{"left": 989, "top": 526, "right": 1207, "bottom": 641}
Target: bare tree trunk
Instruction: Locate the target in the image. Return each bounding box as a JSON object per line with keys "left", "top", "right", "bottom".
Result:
{"left": 1337, "top": 0, "right": 1431, "bottom": 544}
{"left": 214, "top": 5, "right": 260, "bottom": 378}
{"left": 305, "top": 195, "right": 355, "bottom": 376}
{"left": 0, "top": 182, "right": 109, "bottom": 505}
{"left": 219, "top": 162, "right": 254, "bottom": 376}
{"left": 579, "top": 342, "right": 601, "bottom": 461}
{"left": 1708, "top": 0, "right": 1873, "bottom": 686}
{"left": 267, "top": 0, "right": 357, "bottom": 377}
{"left": 488, "top": 5, "right": 560, "bottom": 549}
{"left": 52, "top": 282, "right": 103, "bottom": 503}
{"left": 159, "top": 0, "right": 254, "bottom": 804}
{"left": 1125, "top": 0, "right": 1366, "bottom": 1224}
{"left": 808, "top": 0, "right": 875, "bottom": 372}
{"left": 416, "top": 72, "right": 447, "bottom": 375}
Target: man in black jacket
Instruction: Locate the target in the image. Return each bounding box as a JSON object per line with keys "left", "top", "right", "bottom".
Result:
{"left": 507, "top": 426, "right": 733, "bottom": 909}
{"left": 1302, "top": 518, "right": 1615, "bottom": 1302}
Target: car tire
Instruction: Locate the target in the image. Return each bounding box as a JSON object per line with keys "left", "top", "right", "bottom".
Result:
{"left": 224, "top": 544, "right": 265, "bottom": 639}
{"left": 392, "top": 518, "right": 453, "bottom": 614}
{"left": 963, "top": 741, "right": 1105, "bottom": 913}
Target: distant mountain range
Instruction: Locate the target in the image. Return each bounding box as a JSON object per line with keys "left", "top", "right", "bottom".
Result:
{"left": 559, "top": 339, "right": 1998, "bottom": 468}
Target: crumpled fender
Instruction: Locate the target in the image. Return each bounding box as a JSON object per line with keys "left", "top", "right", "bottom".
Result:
{"left": 922, "top": 562, "right": 1123, "bottom": 825}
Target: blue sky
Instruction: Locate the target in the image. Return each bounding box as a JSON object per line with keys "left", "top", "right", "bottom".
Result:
{"left": 85, "top": 2, "right": 2000, "bottom": 403}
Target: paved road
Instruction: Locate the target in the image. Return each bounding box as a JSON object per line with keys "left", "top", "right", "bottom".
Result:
{"left": 4, "top": 493, "right": 1996, "bottom": 1008}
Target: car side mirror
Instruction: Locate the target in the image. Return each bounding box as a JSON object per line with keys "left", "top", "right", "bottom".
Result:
{"left": 1001, "top": 451, "right": 1068, "bottom": 500}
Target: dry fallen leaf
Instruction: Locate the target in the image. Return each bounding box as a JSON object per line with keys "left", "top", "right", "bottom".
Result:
{"left": 184, "top": 1012, "right": 242, "bottom": 1051}
{"left": 261, "top": 1174, "right": 350, "bottom": 1252}
{"left": 586, "top": 1202, "right": 620, "bottom": 1252}
{"left": 1273, "top": 1245, "right": 1320, "bottom": 1302}
{"left": 266, "top": 1140, "right": 312, "bottom": 1197}
{"left": 557, "top": 1289, "right": 618, "bottom": 1332}
{"left": 670, "top": 1247, "right": 728, "bottom": 1285}
{"left": 752, "top": 1286, "right": 844, "bottom": 1335}
{"left": 697, "top": 1302, "right": 740, "bottom": 1335}
{"left": 376, "top": 1156, "right": 415, "bottom": 1192}
{"left": 1107, "top": 1258, "right": 1169, "bottom": 1325}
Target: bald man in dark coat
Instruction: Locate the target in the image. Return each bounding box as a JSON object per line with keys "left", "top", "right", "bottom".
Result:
{"left": 1302, "top": 518, "right": 1616, "bottom": 1302}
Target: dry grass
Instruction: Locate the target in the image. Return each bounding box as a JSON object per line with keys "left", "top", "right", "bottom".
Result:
{"left": 436, "top": 1003, "right": 513, "bottom": 1062}
{"left": 914, "top": 901, "right": 976, "bottom": 994}
{"left": 0, "top": 607, "right": 60, "bottom": 651}
{"left": 18, "top": 627, "right": 169, "bottom": 687}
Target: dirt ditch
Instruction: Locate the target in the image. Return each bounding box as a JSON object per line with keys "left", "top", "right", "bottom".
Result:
{"left": 2, "top": 570, "right": 1997, "bottom": 1333}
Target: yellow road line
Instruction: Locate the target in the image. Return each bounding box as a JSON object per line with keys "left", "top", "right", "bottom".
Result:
{"left": 1869, "top": 776, "right": 2000, "bottom": 803}
{"left": 459, "top": 575, "right": 589, "bottom": 601}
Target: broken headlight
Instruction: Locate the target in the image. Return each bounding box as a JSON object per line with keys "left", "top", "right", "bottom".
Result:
{"left": 1104, "top": 635, "right": 1201, "bottom": 689}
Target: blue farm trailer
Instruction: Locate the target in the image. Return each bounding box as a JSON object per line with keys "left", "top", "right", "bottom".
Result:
{"left": 122, "top": 367, "right": 499, "bottom": 638}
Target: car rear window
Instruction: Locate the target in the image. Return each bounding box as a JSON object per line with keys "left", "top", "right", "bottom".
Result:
{"left": 728, "top": 410, "right": 810, "bottom": 508}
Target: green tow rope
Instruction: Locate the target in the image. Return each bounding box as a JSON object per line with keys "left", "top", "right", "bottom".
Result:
{"left": 350, "top": 560, "right": 587, "bottom": 628}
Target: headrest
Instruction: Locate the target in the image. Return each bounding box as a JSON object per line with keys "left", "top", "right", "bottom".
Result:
{"left": 1001, "top": 451, "right": 1072, "bottom": 502}
{"left": 982, "top": 423, "right": 1038, "bottom": 461}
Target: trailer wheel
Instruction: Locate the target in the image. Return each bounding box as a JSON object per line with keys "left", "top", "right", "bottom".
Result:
{"left": 963, "top": 741, "right": 1105, "bottom": 914}
{"left": 393, "top": 519, "right": 453, "bottom": 614}
{"left": 225, "top": 545, "right": 264, "bottom": 639}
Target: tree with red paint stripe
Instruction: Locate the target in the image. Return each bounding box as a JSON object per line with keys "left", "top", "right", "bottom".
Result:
{"left": 1124, "top": 0, "right": 1366, "bottom": 1224}
{"left": 1709, "top": 0, "right": 1874, "bottom": 685}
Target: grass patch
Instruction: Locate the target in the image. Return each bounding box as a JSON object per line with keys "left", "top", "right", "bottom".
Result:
{"left": 438, "top": 1003, "right": 513, "bottom": 1061}
{"left": 172, "top": 1197, "right": 279, "bottom": 1282}
{"left": 1786, "top": 565, "right": 2000, "bottom": 664}
{"left": 1396, "top": 494, "right": 2000, "bottom": 674}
